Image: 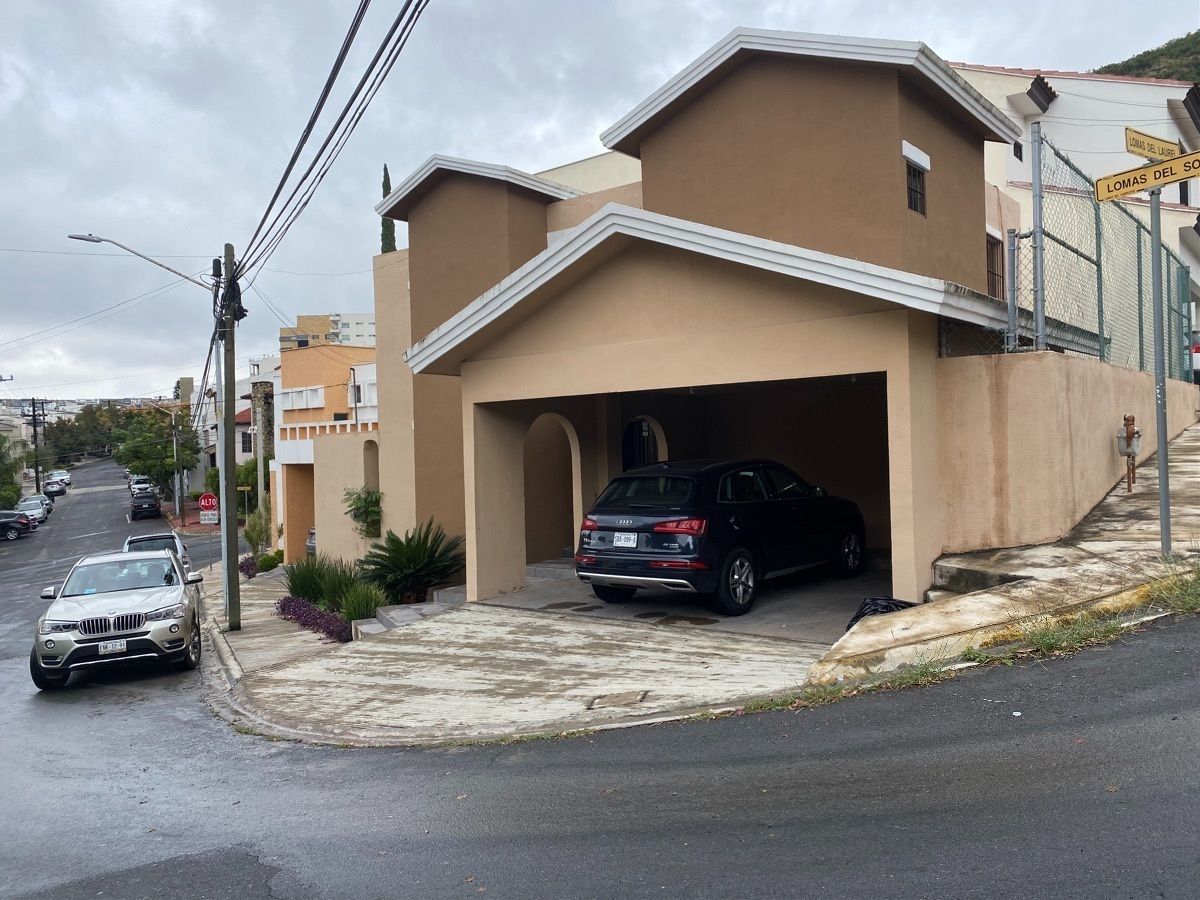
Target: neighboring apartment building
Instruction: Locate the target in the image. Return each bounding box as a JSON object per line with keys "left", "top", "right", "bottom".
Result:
{"left": 334, "top": 27, "right": 1199, "bottom": 606}
{"left": 279, "top": 312, "right": 376, "bottom": 351}
{"left": 272, "top": 343, "right": 378, "bottom": 561}
{"left": 951, "top": 62, "right": 1200, "bottom": 350}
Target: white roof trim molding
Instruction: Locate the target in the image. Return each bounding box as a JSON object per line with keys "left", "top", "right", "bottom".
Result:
{"left": 375, "top": 154, "right": 581, "bottom": 220}
{"left": 405, "top": 203, "right": 1014, "bottom": 375}
{"left": 600, "top": 27, "right": 1022, "bottom": 155}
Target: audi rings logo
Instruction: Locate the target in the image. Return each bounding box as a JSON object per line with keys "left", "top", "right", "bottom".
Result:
{"left": 616, "top": 519, "right": 634, "bottom": 526}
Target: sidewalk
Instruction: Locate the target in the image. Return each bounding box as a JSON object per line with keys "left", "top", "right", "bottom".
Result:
{"left": 808, "top": 423, "right": 1200, "bottom": 683}
{"left": 200, "top": 564, "right": 823, "bottom": 746}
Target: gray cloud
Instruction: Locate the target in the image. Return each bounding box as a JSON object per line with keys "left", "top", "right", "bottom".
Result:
{"left": 1, "top": 0, "right": 1193, "bottom": 398}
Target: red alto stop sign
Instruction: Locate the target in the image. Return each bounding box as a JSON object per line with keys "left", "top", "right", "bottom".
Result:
{"left": 198, "top": 492, "right": 219, "bottom": 512}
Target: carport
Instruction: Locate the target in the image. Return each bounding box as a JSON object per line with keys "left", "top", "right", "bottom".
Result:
{"left": 406, "top": 205, "right": 1011, "bottom": 606}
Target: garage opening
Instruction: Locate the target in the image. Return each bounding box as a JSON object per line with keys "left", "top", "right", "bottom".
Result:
{"left": 523, "top": 413, "right": 580, "bottom": 564}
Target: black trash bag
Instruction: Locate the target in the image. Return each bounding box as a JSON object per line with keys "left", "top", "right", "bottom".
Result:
{"left": 846, "top": 596, "right": 916, "bottom": 632}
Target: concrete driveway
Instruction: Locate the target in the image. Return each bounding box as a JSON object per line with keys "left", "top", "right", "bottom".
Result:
{"left": 478, "top": 559, "right": 890, "bottom": 645}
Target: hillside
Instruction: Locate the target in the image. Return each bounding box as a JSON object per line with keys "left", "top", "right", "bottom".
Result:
{"left": 1096, "top": 31, "right": 1200, "bottom": 82}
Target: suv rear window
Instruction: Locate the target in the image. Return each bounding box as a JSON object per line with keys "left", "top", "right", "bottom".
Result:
{"left": 128, "top": 537, "right": 173, "bottom": 552}
{"left": 595, "top": 476, "right": 696, "bottom": 509}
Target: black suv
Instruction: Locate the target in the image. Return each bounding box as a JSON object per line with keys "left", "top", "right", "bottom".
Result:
{"left": 575, "top": 459, "right": 865, "bottom": 615}
{"left": 130, "top": 491, "right": 162, "bottom": 520}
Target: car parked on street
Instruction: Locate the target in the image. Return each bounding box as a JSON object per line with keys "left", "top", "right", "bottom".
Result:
{"left": 17, "top": 497, "right": 48, "bottom": 525}
{"left": 129, "top": 476, "right": 154, "bottom": 496}
{"left": 123, "top": 532, "right": 190, "bottom": 569}
{"left": 42, "top": 479, "right": 66, "bottom": 497}
{"left": 575, "top": 459, "right": 866, "bottom": 615}
{"left": 130, "top": 491, "right": 162, "bottom": 520}
{"left": 30, "top": 494, "right": 53, "bottom": 516}
{"left": 1, "top": 509, "right": 34, "bottom": 540}
{"left": 29, "top": 549, "right": 204, "bottom": 690}
{"left": 49, "top": 469, "right": 71, "bottom": 486}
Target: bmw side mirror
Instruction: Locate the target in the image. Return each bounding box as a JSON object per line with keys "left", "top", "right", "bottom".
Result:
{"left": 185, "top": 572, "right": 204, "bottom": 584}
{"left": 40, "top": 586, "right": 57, "bottom": 599}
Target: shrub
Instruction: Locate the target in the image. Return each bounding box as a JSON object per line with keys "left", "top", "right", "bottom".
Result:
{"left": 189, "top": 490, "right": 203, "bottom": 502}
{"left": 276, "top": 596, "right": 352, "bottom": 643}
{"left": 283, "top": 555, "right": 332, "bottom": 605}
{"left": 318, "top": 557, "right": 360, "bottom": 614}
{"left": 238, "top": 553, "right": 258, "bottom": 580}
{"left": 343, "top": 487, "right": 383, "bottom": 538}
{"left": 340, "top": 582, "right": 387, "bottom": 622}
{"left": 257, "top": 549, "right": 283, "bottom": 573}
{"left": 358, "top": 519, "right": 465, "bottom": 604}
{"left": 244, "top": 496, "right": 274, "bottom": 556}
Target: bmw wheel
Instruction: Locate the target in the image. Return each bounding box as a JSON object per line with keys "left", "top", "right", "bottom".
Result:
{"left": 714, "top": 548, "right": 757, "bottom": 616}
{"left": 175, "top": 617, "right": 202, "bottom": 670}
{"left": 29, "top": 650, "right": 68, "bottom": 691}
{"left": 4, "top": 526, "right": 19, "bottom": 541}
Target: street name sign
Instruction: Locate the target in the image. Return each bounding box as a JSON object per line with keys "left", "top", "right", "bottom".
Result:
{"left": 199, "top": 510, "right": 219, "bottom": 524}
{"left": 1124, "top": 127, "right": 1181, "bottom": 162}
{"left": 1094, "top": 149, "right": 1200, "bottom": 202}
{"left": 198, "top": 492, "right": 218, "bottom": 512}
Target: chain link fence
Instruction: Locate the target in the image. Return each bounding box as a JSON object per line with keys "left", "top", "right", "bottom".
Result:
{"left": 942, "top": 128, "right": 1194, "bottom": 382}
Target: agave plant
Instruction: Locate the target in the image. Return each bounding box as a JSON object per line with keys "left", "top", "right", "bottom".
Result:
{"left": 359, "top": 520, "right": 465, "bottom": 604}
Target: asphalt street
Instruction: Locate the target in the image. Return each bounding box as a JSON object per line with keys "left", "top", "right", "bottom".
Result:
{"left": 2, "top": 459, "right": 1199, "bottom": 898}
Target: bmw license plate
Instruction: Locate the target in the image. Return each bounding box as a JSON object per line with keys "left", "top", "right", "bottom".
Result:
{"left": 612, "top": 532, "right": 638, "bottom": 549}
{"left": 98, "top": 639, "right": 127, "bottom": 656}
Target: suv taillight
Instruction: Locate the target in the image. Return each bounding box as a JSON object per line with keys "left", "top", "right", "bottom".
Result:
{"left": 652, "top": 518, "right": 706, "bottom": 536}
{"left": 580, "top": 517, "right": 599, "bottom": 532}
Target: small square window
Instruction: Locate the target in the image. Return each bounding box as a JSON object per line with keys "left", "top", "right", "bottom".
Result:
{"left": 906, "top": 163, "right": 926, "bottom": 216}
{"left": 1013, "top": 140, "right": 1024, "bottom": 161}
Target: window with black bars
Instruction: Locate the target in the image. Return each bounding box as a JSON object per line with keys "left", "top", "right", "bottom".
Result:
{"left": 241, "top": 431, "right": 252, "bottom": 453}
{"left": 906, "top": 163, "right": 926, "bottom": 215}
{"left": 986, "top": 234, "right": 1004, "bottom": 300}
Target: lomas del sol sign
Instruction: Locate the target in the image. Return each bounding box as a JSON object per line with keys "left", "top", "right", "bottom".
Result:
{"left": 1094, "top": 149, "right": 1200, "bottom": 202}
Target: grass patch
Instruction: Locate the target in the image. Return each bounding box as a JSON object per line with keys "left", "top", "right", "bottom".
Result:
{"left": 1020, "top": 612, "right": 1124, "bottom": 655}
{"left": 1147, "top": 564, "right": 1200, "bottom": 614}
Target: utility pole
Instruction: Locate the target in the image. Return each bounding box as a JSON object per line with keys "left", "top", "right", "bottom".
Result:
{"left": 27, "top": 398, "right": 42, "bottom": 494}
{"left": 254, "top": 399, "right": 265, "bottom": 509}
{"left": 221, "top": 243, "right": 242, "bottom": 630}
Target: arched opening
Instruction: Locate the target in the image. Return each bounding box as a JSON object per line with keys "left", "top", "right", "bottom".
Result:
{"left": 523, "top": 413, "right": 580, "bottom": 564}
{"left": 621, "top": 416, "right": 667, "bottom": 471}
{"left": 363, "top": 439, "right": 379, "bottom": 491}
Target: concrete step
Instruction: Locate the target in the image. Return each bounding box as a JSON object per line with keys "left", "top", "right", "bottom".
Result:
{"left": 351, "top": 618, "right": 388, "bottom": 640}
{"left": 922, "top": 588, "right": 963, "bottom": 605}
{"left": 526, "top": 559, "right": 577, "bottom": 581}
{"left": 932, "top": 560, "right": 1025, "bottom": 595}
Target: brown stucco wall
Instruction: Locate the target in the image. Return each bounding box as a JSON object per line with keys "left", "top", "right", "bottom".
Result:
{"left": 639, "top": 55, "right": 906, "bottom": 270}
{"left": 281, "top": 463, "right": 314, "bottom": 564}
{"left": 311, "top": 431, "right": 376, "bottom": 563}
{"left": 546, "top": 182, "right": 643, "bottom": 233}
{"left": 896, "top": 77, "right": 988, "bottom": 293}
{"left": 407, "top": 175, "right": 548, "bottom": 339}
{"left": 938, "top": 352, "right": 1200, "bottom": 552}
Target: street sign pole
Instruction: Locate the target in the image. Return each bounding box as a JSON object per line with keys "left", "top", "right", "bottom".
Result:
{"left": 1148, "top": 188, "right": 1172, "bottom": 556}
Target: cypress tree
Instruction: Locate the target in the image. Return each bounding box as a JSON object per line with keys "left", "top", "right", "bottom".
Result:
{"left": 381, "top": 164, "right": 396, "bottom": 253}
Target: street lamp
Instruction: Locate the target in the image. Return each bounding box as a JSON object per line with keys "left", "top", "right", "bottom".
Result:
{"left": 67, "top": 233, "right": 210, "bottom": 291}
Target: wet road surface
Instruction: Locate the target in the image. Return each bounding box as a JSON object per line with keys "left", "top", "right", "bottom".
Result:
{"left": 2, "top": 459, "right": 1199, "bottom": 898}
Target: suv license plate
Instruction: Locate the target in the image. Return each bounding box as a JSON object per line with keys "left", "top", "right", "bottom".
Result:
{"left": 98, "top": 639, "right": 127, "bottom": 656}
{"left": 612, "top": 532, "right": 638, "bottom": 549}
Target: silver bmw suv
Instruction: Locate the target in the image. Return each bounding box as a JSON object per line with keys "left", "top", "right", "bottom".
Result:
{"left": 30, "top": 550, "right": 203, "bottom": 690}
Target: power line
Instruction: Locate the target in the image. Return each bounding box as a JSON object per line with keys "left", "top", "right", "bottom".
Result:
{"left": 239, "top": 0, "right": 429, "bottom": 276}
{"left": 0, "top": 247, "right": 210, "bottom": 258}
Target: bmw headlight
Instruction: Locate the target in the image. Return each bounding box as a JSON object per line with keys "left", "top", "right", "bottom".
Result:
{"left": 37, "top": 619, "right": 76, "bottom": 635}
{"left": 145, "top": 603, "right": 186, "bottom": 621}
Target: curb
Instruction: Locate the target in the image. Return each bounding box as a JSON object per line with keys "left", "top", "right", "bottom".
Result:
{"left": 806, "top": 579, "right": 1158, "bottom": 685}
{"left": 204, "top": 617, "right": 244, "bottom": 686}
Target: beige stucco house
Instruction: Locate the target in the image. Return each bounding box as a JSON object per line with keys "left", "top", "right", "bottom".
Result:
{"left": 359, "top": 28, "right": 1198, "bottom": 606}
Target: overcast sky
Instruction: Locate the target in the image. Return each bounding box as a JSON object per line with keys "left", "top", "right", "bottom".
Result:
{"left": 1, "top": 0, "right": 1196, "bottom": 400}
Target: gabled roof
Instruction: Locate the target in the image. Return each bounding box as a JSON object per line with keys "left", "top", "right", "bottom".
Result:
{"left": 600, "top": 27, "right": 1022, "bottom": 156}
{"left": 950, "top": 62, "right": 1193, "bottom": 88}
{"left": 405, "top": 204, "right": 1017, "bottom": 376}
{"left": 233, "top": 408, "right": 252, "bottom": 425}
{"left": 376, "top": 154, "right": 582, "bottom": 221}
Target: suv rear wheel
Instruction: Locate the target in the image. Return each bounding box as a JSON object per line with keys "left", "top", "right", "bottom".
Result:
{"left": 714, "top": 548, "right": 757, "bottom": 616}
{"left": 29, "top": 650, "right": 68, "bottom": 691}
{"left": 832, "top": 527, "right": 865, "bottom": 578}
{"left": 593, "top": 585, "right": 636, "bottom": 603}
{"left": 4, "top": 526, "right": 19, "bottom": 541}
